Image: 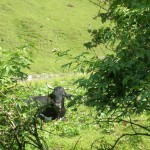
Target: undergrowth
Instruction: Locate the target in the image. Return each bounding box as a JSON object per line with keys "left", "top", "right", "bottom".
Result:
{"left": 23, "top": 77, "right": 150, "bottom": 150}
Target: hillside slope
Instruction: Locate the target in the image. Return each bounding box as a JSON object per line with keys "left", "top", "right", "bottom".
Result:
{"left": 0, "top": 0, "right": 100, "bottom": 73}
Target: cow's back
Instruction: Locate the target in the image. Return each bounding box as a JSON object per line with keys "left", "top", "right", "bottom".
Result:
{"left": 31, "top": 96, "right": 52, "bottom": 105}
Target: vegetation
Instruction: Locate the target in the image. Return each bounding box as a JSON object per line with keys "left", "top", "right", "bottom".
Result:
{"left": 0, "top": 0, "right": 101, "bottom": 73}
{"left": 0, "top": 48, "right": 46, "bottom": 149}
{"left": 81, "top": 0, "right": 150, "bottom": 116}
{"left": 65, "top": 0, "right": 150, "bottom": 118}
{"left": 55, "top": 0, "right": 150, "bottom": 148}
{"left": 0, "top": 0, "right": 150, "bottom": 149}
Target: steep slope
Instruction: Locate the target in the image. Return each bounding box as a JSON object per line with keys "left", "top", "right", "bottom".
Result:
{"left": 0, "top": 0, "right": 99, "bottom": 73}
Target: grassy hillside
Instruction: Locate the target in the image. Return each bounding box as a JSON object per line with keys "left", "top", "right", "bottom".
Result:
{"left": 1, "top": 1, "right": 149, "bottom": 149}
{"left": 0, "top": 0, "right": 103, "bottom": 74}
{"left": 22, "top": 77, "right": 150, "bottom": 150}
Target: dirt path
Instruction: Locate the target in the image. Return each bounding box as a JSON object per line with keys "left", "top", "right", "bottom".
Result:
{"left": 27, "top": 73, "right": 83, "bottom": 81}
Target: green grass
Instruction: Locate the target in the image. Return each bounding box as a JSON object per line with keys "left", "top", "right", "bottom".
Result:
{"left": 1, "top": 1, "right": 149, "bottom": 149}
{"left": 22, "top": 76, "right": 150, "bottom": 150}
{"left": 0, "top": 0, "right": 105, "bottom": 74}
{"left": 34, "top": 104, "right": 150, "bottom": 150}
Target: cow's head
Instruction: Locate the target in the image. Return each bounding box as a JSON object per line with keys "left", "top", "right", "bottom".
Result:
{"left": 48, "top": 85, "right": 72, "bottom": 110}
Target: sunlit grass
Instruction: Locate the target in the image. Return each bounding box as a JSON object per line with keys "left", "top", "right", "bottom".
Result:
{"left": 0, "top": 0, "right": 104, "bottom": 74}
{"left": 22, "top": 75, "right": 150, "bottom": 150}
{"left": 1, "top": 1, "right": 149, "bottom": 149}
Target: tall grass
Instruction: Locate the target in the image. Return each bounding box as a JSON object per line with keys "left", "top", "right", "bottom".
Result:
{"left": 23, "top": 76, "right": 150, "bottom": 150}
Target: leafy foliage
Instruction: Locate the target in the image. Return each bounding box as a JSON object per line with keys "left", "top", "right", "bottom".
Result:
{"left": 69, "top": 0, "right": 150, "bottom": 115}
{"left": 0, "top": 47, "right": 48, "bottom": 150}
{"left": 0, "top": 47, "right": 31, "bottom": 88}
{"left": 55, "top": 1, "right": 150, "bottom": 148}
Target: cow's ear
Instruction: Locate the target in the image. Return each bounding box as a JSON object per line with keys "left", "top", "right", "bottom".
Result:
{"left": 65, "top": 93, "right": 72, "bottom": 100}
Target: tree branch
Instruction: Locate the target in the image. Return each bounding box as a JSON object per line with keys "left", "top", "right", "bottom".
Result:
{"left": 111, "top": 133, "right": 150, "bottom": 149}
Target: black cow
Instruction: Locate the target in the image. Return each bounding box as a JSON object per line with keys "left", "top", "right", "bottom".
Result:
{"left": 30, "top": 86, "right": 72, "bottom": 121}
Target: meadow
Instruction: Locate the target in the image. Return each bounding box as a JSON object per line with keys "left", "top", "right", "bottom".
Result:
{"left": 24, "top": 77, "right": 150, "bottom": 150}
{"left": 0, "top": 0, "right": 102, "bottom": 73}
{"left": 0, "top": 0, "right": 149, "bottom": 149}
